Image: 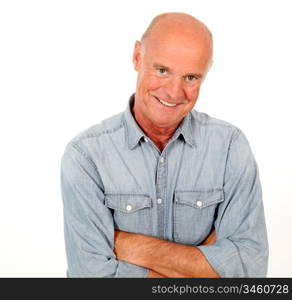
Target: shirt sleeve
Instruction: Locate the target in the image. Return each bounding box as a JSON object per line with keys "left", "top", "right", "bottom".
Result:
{"left": 197, "top": 130, "right": 269, "bottom": 277}
{"left": 60, "top": 142, "right": 149, "bottom": 277}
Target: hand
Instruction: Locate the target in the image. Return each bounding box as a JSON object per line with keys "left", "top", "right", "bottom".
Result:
{"left": 114, "top": 230, "right": 132, "bottom": 261}
{"left": 114, "top": 229, "right": 219, "bottom": 278}
{"left": 201, "top": 228, "right": 216, "bottom": 246}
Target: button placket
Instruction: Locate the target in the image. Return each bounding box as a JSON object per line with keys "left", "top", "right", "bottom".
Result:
{"left": 155, "top": 153, "right": 167, "bottom": 238}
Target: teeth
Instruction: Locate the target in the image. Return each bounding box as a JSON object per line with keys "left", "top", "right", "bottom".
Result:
{"left": 158, "top": 98, "right": 177, "bottom": 107}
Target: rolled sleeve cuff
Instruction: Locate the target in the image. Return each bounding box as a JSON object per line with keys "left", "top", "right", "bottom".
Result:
{"left": 197, "top": 238, "right": 245, "bottom": 277}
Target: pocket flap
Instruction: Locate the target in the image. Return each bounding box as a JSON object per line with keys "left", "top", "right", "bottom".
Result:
{"left": 105, "top": 194, "right": 152, "bottom": 213}
{"left": 175, "top": 189, "right": 224, "bottom": 208}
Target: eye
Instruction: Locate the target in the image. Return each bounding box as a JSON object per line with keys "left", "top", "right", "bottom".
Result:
{"left": 158, "top": 68, "right": 166, "bottom": 74}
{"left": 186, "top": 75, "right": 197, "bottom": 81}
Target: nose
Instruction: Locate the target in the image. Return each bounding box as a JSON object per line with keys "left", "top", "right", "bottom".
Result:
{"left": 164, "top": 76, "right": 185, "bottom": 101}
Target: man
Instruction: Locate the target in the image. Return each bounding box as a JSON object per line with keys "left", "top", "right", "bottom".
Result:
{"left": 61, "top": 12, "right": 269, "bottom": 277}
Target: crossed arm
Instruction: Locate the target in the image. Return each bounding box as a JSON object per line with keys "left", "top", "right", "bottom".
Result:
{"left": 62, "top": 136, "right": 268, "bottom": 277}
{"left": 114, "top": 229, "right": 219, "bottom": 278}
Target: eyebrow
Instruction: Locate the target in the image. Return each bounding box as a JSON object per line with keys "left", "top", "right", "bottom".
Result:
{"left": 152, "top": 63, "right": 203, "bottom": 79}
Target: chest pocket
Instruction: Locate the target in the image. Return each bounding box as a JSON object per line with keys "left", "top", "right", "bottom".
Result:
{"left": 174, "top": 190, "right": 224, "bottom": 245}
{"left": 105, "top": 193, "right": 152, "bottom": 235}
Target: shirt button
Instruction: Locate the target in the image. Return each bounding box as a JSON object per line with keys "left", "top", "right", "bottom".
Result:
{"left": 160, "top": 157, "right": 164, "bottom": 163}
{"left": 196, "top": 200, "right": 203, "bottom": 207}
{"left": 157, "top": 198, "right": 162, "bottom": 204}
{"left": 144, "top": 137, "right": 149, "bottom": 143}
{"left": 126, "top": 204, "right": 132, "bottom": 211}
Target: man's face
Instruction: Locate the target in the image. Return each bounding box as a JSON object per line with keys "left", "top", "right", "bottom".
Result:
{"left": 133, "top": 32, "right": 212, "bottom": 129}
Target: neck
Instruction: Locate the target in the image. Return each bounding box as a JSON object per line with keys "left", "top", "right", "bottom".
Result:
{"left": 132, "top": 106, "right": 181, "bottom": 152}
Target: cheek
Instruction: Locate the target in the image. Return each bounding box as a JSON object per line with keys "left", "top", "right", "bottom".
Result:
{"left": 186, "top": 85, "right": 200, "bottom": 101}
{"left": 139, "top": 74, "right": 163, "bottom": 91}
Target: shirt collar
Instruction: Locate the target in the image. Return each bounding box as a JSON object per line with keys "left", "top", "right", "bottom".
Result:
{"left": 174, "top": 112, "right": 196, "bottom": 148}
{"left": 123, "top": 94, "right": 195, "bottom": 150}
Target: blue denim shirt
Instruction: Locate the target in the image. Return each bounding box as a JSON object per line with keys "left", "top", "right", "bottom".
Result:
{"left": 61, "top": 95, "right": 269, "bottom": 277}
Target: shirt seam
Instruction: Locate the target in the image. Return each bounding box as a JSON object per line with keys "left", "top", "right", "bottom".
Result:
{"left": 196, "top": 121, "right": 238, "bottom": 129}
{"left": 229, "top": 128, "right": 242, "bottom": 147}
{"left": 223, "top": 128, "right": 242, "bottom": 181}
{"left": 72, "top": 122, "right": 125, "bottom": 144}
{"left": 68, "top": 142, "right": 98, "bottom": 174}
{"left": 104, "top": 193, "right": 150, "bottom": 197}
{"left": 193, "top": 112, "right": 240, "bottom": 130}
{"left": 175, "top": 188, "right": 222, "bottom": 193}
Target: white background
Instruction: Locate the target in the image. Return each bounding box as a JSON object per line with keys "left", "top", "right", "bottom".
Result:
{"left": 0, "top": 0, "right": 291, "bottom": 277}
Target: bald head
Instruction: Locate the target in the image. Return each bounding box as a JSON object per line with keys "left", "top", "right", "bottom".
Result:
{"left": 141, "top": 12, "right": 213, "bottom": 55}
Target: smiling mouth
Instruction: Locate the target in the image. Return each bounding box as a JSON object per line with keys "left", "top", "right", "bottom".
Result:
{"left": 154, "top": 96, "right": 178, "bottom": 107}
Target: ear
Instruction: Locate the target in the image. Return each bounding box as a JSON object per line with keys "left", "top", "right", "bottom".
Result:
{"left": 133, "top": 40, "right": 142, "bottom": 72}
